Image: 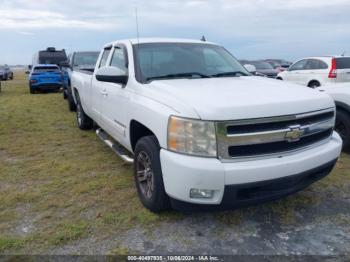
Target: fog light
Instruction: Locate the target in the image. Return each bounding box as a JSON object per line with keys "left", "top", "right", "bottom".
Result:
{"left": 190, "top": 189, "right": 214, "bottom": 199}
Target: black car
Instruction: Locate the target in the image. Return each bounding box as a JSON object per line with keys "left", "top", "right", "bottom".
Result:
{"left": 240, "top": 60, "right": 279, "bottom": 78}
{"left": 265, "top": 59, "right": 292, "bottom": 70}
{"left": 0, "top": 65, "right": 14, "bottom": 80}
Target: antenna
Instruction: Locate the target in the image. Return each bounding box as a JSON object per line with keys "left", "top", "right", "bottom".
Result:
{"left": 135, "top": 7, "right": 140, "bottom": 44}
{"left": 341, "top": 51, "right": 346, "bottom": 56}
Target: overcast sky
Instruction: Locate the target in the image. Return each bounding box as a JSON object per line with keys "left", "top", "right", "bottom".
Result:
{"left": 1, "top": 0, "right": 350, "bottom": 64}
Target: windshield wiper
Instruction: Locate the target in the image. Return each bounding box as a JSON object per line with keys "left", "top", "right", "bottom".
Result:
{"left": 145, "top": 72, "right": 212, "bottom": 82}
{"left": 211, "top": 71, "right": 249, "bottom": 77}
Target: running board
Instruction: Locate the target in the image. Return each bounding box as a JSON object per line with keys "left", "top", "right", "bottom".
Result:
{"left": 96, "top": 128, "right": 134, "bottom": 164}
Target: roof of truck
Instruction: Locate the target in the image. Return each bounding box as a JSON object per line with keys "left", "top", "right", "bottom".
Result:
{"left": 104, "top": 38, "right": 216, "bottom": 48}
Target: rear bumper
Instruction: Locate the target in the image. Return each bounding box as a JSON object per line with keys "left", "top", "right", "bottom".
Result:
{"left": 31, "top": 83, "right": 62, "bottom": 90}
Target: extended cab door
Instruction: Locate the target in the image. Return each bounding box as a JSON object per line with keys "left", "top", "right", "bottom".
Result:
{"left": 96, "top": 45, "right": 130, "bottom": 144}
{"left": 90, "top": 47, "right": 112, "bottom": 124}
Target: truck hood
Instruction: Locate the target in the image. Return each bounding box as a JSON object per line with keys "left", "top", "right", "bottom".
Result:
{"left": 148, "top": 76, "right": 335, "bottom": 121}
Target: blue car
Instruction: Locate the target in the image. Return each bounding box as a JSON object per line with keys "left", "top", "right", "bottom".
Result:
{"left": 28, "top": 64, "right": 63, "bottom": 94}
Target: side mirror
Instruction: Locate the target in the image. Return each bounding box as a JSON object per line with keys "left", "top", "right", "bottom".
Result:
{"left": 244, "top": 64, "right": 257, "bottom": 74}
{"left": 95, "top": 67, "right": 128, "bottom": 85}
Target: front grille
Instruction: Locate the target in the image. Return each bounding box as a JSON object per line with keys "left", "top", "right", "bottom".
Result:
{"left": 216, "top": 108, "right": 335, "bottom": 160}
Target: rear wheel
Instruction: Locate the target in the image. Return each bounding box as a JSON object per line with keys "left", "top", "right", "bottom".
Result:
{"left": 9, "top": 73, "right": 13, "bottom": 80}
{"left": 76, "top": 93, "right": 93, "bottom": 130}
{"left": 308, "top": 81, "right": 320, "bottom": 88}
{"left": 63, "top": 89, "right": 68, "bottom": 99}
{"left": 335, "top": 109, "right": 350, "bottom": 152}
{"left": 67, "top": 91, "right": 76, "bottom": 111}
{"left": 134, "top": 136, "right": 170, "bottom": 212}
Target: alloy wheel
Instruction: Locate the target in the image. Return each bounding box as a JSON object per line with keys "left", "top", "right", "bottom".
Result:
{"left": 136, "top": 151, "right": 154, "bottom": 200}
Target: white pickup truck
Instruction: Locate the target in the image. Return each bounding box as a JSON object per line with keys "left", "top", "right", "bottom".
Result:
{"left": 71, "top": 38, "right": 342, "bottom": 212}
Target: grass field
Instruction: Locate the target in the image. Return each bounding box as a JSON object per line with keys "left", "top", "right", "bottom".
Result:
{"left": 0, "top": 71, "right": 349, "bottom": 255}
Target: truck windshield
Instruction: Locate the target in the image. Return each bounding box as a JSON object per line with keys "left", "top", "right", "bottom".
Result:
{"left": 133, "top": 43, "right": 249, "bottom": 82}
{"left": 73, "top": 52, "right": 99, "bottom": 67}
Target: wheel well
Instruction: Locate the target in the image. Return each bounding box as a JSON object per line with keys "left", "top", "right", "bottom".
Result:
{"left": 130, "top": 120, "right": 156, "bottom": 151}
{"left": 336, "top": 104, "right": 350, "bottom": 116}
{"left": 276, "top": 77, "right": 283, "bottom": 80}
{"left": 307, "top": 80, "right": 320, "bottom": 87}
{"left": 73, "top": 87, "right": 79, "bottom": 98}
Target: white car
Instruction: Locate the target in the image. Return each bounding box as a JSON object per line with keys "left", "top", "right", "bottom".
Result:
{"left": 318, "top": 83, "right": 350, "bottom": 151}
{"left": 71, "top": 38, "right": 342, "bottom": 212}
{"left": 277, "top": 56, "right": 350, "bottom": 88}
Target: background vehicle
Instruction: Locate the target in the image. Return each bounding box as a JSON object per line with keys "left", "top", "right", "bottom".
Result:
{"left": 32, "top": 47, "right": 67, "bottom": 68}
{"left": 277, "top": 56, "right": 350, "bottom": 88}
{"left": 72, "top": 38, "right": 341, "bottom": 212}
{"left": 0, "top": 65, "right": 14, "bottom": 80}
{"left": 318, "top": 83, "right": 350, "bottom": 151}
{"left": 240, "top": 60, "right": 279, "bottom": 78}
{"left": 28, "top": 64, "right": 63, "bottom": 94}
{"left": 265, "top": 59, "right": 291, "bottom": 72}
{"left": 61, "top": 51, "right": 99, "bottom": 111}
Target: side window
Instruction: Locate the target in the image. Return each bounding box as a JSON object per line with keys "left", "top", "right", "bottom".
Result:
{"left": 110, "top": 47, "right": 127, "bottom": 75}
{"left": 290, "top": 60, "right": 307, "bottom": 71}
{"left": 99, "top": 49, "right": 111, "bottom": 68}
{"left": 305, "top": 59, "right": 328, "bottom": 70}
{"left": 318, "top": 60, "right": 328, "bottom": 69}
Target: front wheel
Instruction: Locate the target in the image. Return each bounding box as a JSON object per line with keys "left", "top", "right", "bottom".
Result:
{"left": 134, "top": 136, "right": 170, "bottom": 212}
{"left": 335, "top": 109, "right": 350, "bottom": 152}
{"left": 76, "top": 94, "right": 93, "bottom": 130}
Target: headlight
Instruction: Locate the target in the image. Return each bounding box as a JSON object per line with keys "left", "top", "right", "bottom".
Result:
{"left": 167, "top": 116, "right": 217, "bottom": 157}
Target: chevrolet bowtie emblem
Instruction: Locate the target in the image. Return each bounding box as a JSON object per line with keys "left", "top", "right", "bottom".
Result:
{"left": 285, "top": 125, "right": 304, "bottom": 142}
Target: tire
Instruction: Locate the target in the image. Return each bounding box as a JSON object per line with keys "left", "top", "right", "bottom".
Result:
{"left": 29, "top": 84, "right": 35, "bottom": 94}
{"left": 335, "top": 109, "right": 350, "bottom": 152}
{"left": 75, "top": 93, "right": 93, "bottom": 130}
{"left": 67, "top": 91, "right": 76, "bottom": 111}
{"left": 134, "top": 136, "right": 170, "bottom": 212}
{"left": 9, "top": 73, "right": 13, "bottom": 80}
{"left": 308, "top": 81, "right": 320, "bottom": 88}
{"left": 63, "top": 89, "right": 68, "bottom": 99}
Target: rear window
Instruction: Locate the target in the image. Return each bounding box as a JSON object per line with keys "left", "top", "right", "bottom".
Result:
{"left": 38, "top": 51, "right": 67, "bottom": 65}
{"left": 336, "top": 57, "right": 350, "bottom": 69}
{"left": 73, "top": 52, "right": 99, "bottom": 67}
{"left": 34, "top": 66, "right": 60, "bottom": 73}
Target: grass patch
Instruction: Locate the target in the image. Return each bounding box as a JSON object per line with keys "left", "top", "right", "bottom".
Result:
{"left": 0, "top": 237, "right": 25, "bottom": 252}
{"left": 50, "top": 222, "right": 88, "bottom": 246}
